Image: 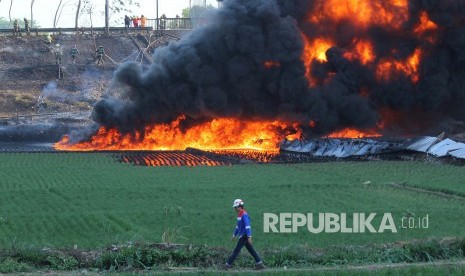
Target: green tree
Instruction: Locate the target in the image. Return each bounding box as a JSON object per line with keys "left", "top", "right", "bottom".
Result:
{"left": 110, "top": 0, "right": 139, "bottom": 15}
{"left": 108, "top": 0, "right": 139, "bottom": 26}
{"left": 0, "top": 17, "right": 9, "bottom": 28}
{"left": 182, "top": 5, "right": 216, "bottom": 18}
{"left": 76, "top": 0, "right": 139, "bottom": 28}
{"left": 182, "top": 8, "right": 189, "bottom": 18}
{"left": 0, "top": 17, "right": 39, "bottom": 28}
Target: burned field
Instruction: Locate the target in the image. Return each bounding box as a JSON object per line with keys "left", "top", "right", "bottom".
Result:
{"left": 2, "top": 133, "right": 465, "bottom": 167}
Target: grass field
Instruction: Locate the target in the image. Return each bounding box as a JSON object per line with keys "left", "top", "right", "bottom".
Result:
{"left": 0, "top": 152, "right": 464, "bottom": 252}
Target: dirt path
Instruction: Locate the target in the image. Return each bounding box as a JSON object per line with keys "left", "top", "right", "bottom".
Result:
{"left": 17, "top": 259, "right": 465, "bottom": 275}
{"left": 194, "top": 259, "right": 465, "bottom": 274}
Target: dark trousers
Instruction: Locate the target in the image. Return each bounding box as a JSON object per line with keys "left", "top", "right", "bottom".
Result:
{"left": 227, "top": 235, "right": 262, "bottom": 265}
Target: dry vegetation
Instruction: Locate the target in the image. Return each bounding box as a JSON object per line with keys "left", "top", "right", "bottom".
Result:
{"left": 0, "top": 34, "right": 140, "bottom": 118}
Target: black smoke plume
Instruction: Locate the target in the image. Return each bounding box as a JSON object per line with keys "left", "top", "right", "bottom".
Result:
{"left": 89, "top": 0, "right": 465, "bottom": 140}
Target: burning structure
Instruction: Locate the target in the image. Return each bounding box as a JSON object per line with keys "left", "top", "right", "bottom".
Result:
{"left": 56, "top": 0, "right": 465, "bottom": 152}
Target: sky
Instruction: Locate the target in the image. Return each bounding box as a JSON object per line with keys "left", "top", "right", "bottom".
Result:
{"left": 0, "top": 0, "right": 221, "bottom": 27}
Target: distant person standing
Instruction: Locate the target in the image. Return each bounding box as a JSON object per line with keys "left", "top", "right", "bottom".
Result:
{"left": 175, "top": 14, "right": 180, "bottom": 29}
{"left": 132, "top": 16, "right": 139, "bottom": 27}
{"left": 53, "top": 44, "right": 63, "bottom": 65}
{"left": 45, "top": 33, "right": 52, "bottom": 45}
{"left": 140, "top": 15, "right": 146, "bottom": 28}
{"left": 96, "top": 46, "right": 105, "bottom": 65}
{"left": 160, "top": 14, "right": 167, "bottom": 30}
{"left": 23, "top": 18, "right": 30, "bottom": 35}
{"left": 69, "top": 45, "right": 79, "bottom": 64}
{"left": 13, "top": 19, "right": 21, "bottom": 37}
{"left": 124, "top": 15, "right": 130, "bottom": 28}
{"left": 224, "top": 199, "right": 265, "bottom": 270}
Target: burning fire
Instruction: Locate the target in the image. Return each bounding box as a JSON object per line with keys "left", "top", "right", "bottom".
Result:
{"left": 302, "top": 1, "right": 437, "bottom": 85}
{"left": 55, "top": 1, "right": 441, "bottom": 152}
{"left": 264, "top": 60, "right": 281, "bottom": 69}
{"left": 376, "top": 48, "right": 422, "bottom": 83}
{"left": 325, "top": 128, "right": 381, "bottom": 139}
{"left": 343, "top": 40, "right": 375, "bottom": 65}
{"left": 300, "top": 1, "right": 440, "bottom": 133}
{"left": 55, "top": 116, "right": 302, "bottom": 151}
{"left": 309, "top": 0, "right": 409, "bottom": 28}
{"left": 415, "top": 11, "right": 438, "bottom": 36}
{"left": 302, "top": 36, "right": 334, "bottom": 84}
{"left": 55, "top": 117, "right": 380, "bottom": 151}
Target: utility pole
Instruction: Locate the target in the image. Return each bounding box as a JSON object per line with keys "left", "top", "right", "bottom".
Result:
{"left": 105, "top": 0, "right": 109, "bottom": 34}
{"left": 156, "top": 0, "right": 159, "bottom": 30}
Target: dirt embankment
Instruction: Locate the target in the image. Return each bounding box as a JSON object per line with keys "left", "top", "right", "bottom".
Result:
{"left": 0, "top": 34, "right": 141, "bottom": 119}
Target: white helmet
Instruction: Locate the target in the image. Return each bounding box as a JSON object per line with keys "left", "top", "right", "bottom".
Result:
{"left": 233, "top": 199, "right": 244, "bottom": 208}
{"left": 56, "top": 44, "right": 60, "bottom": 47}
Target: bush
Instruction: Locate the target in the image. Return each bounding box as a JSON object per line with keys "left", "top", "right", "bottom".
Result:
{"left": 46, "top": 255, "right": 79, "bottom": 270}
{"left": 0, "top": 258, "right": 34, "bottom": 273}
{"left": 14, "top": 94, "right": 36, "bottom": 107}
{"left": 0, "top": 237, "right": 463, "bottom": 272}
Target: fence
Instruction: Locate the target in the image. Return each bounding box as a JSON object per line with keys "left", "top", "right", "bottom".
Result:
{"left": 0, "top": 17, "right": 213, "bottom": 38}
{"left": 0, "top": 17, "right": 208, "bottom": 35}
{"left": 0, "top": 27, "right": 153, "bottom": 36}
{"left": 146, "top": 17, "right": 212, "bottom": 30}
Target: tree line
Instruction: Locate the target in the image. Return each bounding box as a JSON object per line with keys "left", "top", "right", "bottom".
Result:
{"left": 4, "top": 0, "right": 139, "bottom": 32}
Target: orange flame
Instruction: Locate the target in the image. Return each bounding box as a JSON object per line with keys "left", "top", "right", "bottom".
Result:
{"left": 309, "top": 0, "right": 408, "bottom": 28}
{"left": 414, "top": 11, "right": 438, "bottom": 44}
{"left": 302, "top": 36, "right": 334, "bottom": 85}
{"left": 343, "top": 40, "right": 376, "bottom": 65}
{"left": 302, "top": 0, "right": 424, "bottom": 86}
{"left": 264, "top": 61, "right": 281, "bottom": 69}
{"left": 326, "top": 128, "right": 382, "bottom": 138}
{"left": 303, "top": 37, "right": 333, "bottom": 64}
{"left": 415, "top": 11, "right": 438, "bottom": 35}
{"left": 55, "top": 116, "right": 302, "bottom": 152}
{"left": 376, "top": 48, "right": 422, "bottom": 83}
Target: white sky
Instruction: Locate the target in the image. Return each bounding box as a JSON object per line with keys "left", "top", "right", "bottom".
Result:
{"left": 0, "top": 0, "right": 221, "bottom": 27}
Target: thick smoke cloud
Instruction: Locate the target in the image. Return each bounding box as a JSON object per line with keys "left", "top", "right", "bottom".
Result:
{"left": 299, "top": 0, "right": 465, "bottom": 134}
{"left": 91, "top": 0, "right": 465, "bottom": 138}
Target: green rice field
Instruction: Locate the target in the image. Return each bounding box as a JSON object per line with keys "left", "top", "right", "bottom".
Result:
{"left": 0, "top": 152, "right": 464, "bottom": 250}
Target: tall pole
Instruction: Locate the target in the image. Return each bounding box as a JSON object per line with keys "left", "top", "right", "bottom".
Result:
{"left": 156, "top": 0, "right": 159, "bottom": 30}
{"left": 105, "top": 0, "right": 109, "bottom": 34}
{"left": 31, "top": 0, "right": 36, "bottom": 28}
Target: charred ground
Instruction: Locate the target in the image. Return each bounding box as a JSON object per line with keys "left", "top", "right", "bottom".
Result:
{"left": 0, "top": 33, "right": 155, "bottom": 119}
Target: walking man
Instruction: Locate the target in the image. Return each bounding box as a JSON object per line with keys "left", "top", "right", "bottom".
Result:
{"left": 53, "top": 44, "right": 63, "bottom": 65}
{"left": 225, "top": 199, "right": 265, "bottom": 270}
{"left": 69, "top": 45, "right": 79, "bottom": 64}
{"left": 96, "top": 46, "right": 105, "bottom": 65}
